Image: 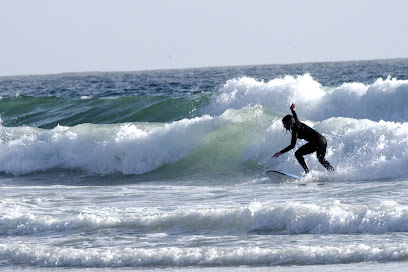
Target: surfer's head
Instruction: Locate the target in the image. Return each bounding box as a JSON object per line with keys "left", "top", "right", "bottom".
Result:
{"left": 282, "top": 115, "right": 295, "bottom": 131}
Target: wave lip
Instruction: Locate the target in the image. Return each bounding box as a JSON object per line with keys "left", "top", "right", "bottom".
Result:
{"left": 0, "top": 114, "right": 225, "bottom": 175}
{"left": 316, "top": 76, "right": 408, "bottom": 122}
{"left": 206, "top": 74, "right": 408, "bottom": 122}
{"left": 204, "top": 74, "right": 323, "bottom": 116}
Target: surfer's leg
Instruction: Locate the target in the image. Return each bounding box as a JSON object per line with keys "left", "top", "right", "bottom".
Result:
{"left": 316, "top": 142, "right": 335, "bottom": 172}
{"left": 295, "top": 143, "right": 316, "bottom": 173}
{"left": 317, "top": 156, "right": 335, "bottom": 172}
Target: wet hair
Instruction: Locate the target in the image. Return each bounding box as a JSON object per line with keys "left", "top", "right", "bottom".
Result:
{"left": 282, "top": 115, "right": 295, "bottom": 130}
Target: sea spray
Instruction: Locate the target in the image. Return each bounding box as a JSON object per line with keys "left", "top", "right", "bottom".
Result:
{"left": 205, "top": 75, "right": 408, "bottom": 122}
{"left": 203, "top": 74, "right": 324, "bottom": 116}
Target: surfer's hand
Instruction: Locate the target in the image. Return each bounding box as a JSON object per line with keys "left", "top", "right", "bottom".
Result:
{"left": 290, "top": 102, "right": 297, "bottom": 111}
{"left": 272, "top": 152, "right": 281, "bottom": 159}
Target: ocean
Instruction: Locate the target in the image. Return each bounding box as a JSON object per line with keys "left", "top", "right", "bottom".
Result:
{"left": 1, "top": 59, "right": 408, "bottom": 271}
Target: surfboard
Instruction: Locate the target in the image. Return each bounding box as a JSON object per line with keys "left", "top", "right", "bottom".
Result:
{"left": 266, "top": 170, "right": 301, "bottom": 181}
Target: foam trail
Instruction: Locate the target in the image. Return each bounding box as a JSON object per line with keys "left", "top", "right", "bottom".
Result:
{"left": 3, "top": 201, "right": 408, "bottom": 235}
{"left": 1, "top": 242, "right": 408, "bottom": 267}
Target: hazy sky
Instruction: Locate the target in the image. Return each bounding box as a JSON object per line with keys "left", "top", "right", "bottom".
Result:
{"left": 1, "top": 0, "right": 407, "bottom": 76}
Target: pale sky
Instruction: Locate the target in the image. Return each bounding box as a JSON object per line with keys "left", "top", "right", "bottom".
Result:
{"left": 1, "top": 0, "right": 407, "bottom": 76}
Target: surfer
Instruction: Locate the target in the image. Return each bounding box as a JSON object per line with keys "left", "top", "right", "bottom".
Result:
{"left": 272, "top": 102, "right": 335, "bottom": 173}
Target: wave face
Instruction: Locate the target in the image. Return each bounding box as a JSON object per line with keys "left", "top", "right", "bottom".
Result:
{"left": 1, "top": 65, "right": 408, "bottom": 179}
{"left": 0, "top": 96, "right": 208, "bottom": 128}
{"left": 1, "top": 106, "right": 408, "bottom": 180}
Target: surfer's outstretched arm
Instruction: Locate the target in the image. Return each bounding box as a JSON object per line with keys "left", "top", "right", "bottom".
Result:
{"left": 272, "top": 102, "right": 298, "bottom": 159}
{"left": 290, "top": 102, "right": 297, "bottom": 111}
{"left": 290, "top": 102, "right": 299, "bottom": 123}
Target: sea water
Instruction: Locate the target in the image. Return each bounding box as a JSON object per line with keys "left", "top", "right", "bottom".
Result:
{"left": 1, "top": 59, "right": 408, "bottom": 271}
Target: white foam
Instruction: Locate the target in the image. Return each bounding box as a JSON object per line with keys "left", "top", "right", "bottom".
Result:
{"left": 1, "top": 242, "right": 407, "bottom": 267}
{"left": 314, "top": 76, "right": 408, "bottom": 121}
{"left": 241, "top": 107, "right": 408, "bottom": 179}
{"left": 1, "top": 75, "right": 408, "bottom": 179}
{"left": 205, "top": 75, "right": 408, "bottom": 122}
{"left": 204, "top": 74, "right": 324, "bottom": 116}
{"left": 80, "top": 96, "right": 92, "bottom": 99}
{"left": 0, "top": 115, "right": 226, "bottom": 175}
{"left": 3, "top": 201, "right": 408, "bottom": 235}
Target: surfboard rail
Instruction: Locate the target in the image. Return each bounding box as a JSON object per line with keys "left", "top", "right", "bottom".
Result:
{"left": 266, "top": 170, "right": 301, "bottom": 181}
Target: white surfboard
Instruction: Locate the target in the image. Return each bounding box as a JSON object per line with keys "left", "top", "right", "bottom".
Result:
{"left": 266, "top": 170, "right": 301, "bottom": 181}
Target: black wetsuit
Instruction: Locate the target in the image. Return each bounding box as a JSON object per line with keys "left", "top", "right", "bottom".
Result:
{"left": 280, "top": 109, "right": 334, "bottom": 173}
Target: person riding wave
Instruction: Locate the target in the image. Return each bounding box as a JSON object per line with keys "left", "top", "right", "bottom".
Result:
{"left": 273, "top": 102, "right": 335, "bottom": 174}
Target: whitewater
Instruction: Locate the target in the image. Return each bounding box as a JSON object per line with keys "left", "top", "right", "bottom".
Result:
{"left": 1, "top": 59, "right": 408, "bottom": 271}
